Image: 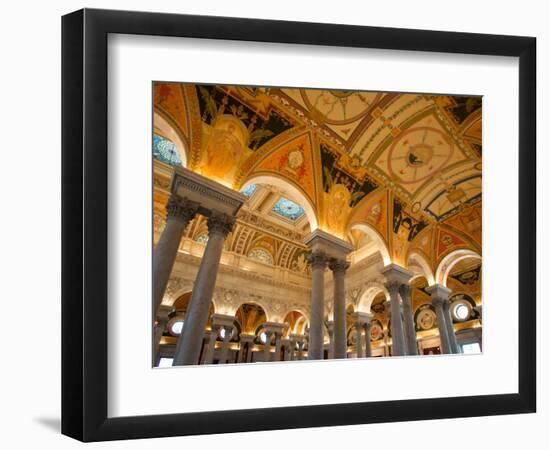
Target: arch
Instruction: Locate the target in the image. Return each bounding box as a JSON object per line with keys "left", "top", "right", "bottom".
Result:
{"left": 407, "top": 251, "right": 435, "bottom": 286}
{"left": 356, "top": 281, "right": 389, "bottom": 314}
{"left": 153, "top": 110, "right": 189, "bottom": 167}
{"left": 233, "top": 300, "right": 271, "bottom": 323}
{"left": 350, "top": 222, "right": 391, "bottom": 265}
{"left": 240, "top": 174, "right": 319, "bottom": 230}
{"left": 435, "top": 249, "right": 482, "bottom": 287}
{"left": 282, "top": 309, "right": 309, "bottom": 336}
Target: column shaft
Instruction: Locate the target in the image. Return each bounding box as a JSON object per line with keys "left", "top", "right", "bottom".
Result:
{"left": 433, "top": 301, "right": 451, "bottom": 354}
{"left": 263, "top": 332, "right": 272, "bottom": 362}
{"left": 173, "top": 213, "right": 234, "bottom": 365}
{"left": 202, "top": 329, "right": 218, "bottom": 365}
{"left": 330, "top": 259, "right": 349, "bottom": 359}
{"left": 308, "top": 252, "right": 327, "bottom": 360}
{"left": 217, "top": 326, "right": 233, "bottom": 364}
{"left": 355, "top": 325, "right": 365, "bottom": 358}
{"left": 386, "top": 282, "right": 406, "bottom": 356}
{"left": 399, "top": 285, "right": 418, "bottom": 356}
{"left": 364, "top": 324, "right": 373, "bottom": 357}
{"left": 443, "top": 301, "right": 460, "bottom": 353}
{"left": 152, "top": 197, "right": 198, "bottom": 317}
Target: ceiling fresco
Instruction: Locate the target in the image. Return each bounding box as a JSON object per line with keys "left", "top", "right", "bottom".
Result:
{"left": 153, "top": 82, "right": 482, "bottom": 271}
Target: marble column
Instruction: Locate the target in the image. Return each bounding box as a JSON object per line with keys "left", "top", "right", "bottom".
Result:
{"left": 239, "top": 334, "right": 255, "bottom": 363}
{"left": 273, "top": 330, "right": 283, "bottom": 362}
{"left": 202, "top": 327, "right": 219, "bottom": 365}
{"left": 263, "top": 330, "right": 273, "bottom": 362}
{"left": 364, "top": 321, "right": 373, "bottom": 357}
{"left": 427, "top": 284, "right": 452, "bottom": 354}
{"left": 382, "top": 264, "right": 413, "bottom": 357}
{"left": 172, "top": 212, "right": 235, "bottom": 365}
{"left": 326, "top": 320, "right": 334, "bottom": 359}
{"left": 307, "top": 251, "right": 328, "bottom": 360}
{"left": 153, "top": 304, "right": 173, "bottom": 366}
{"left": 281, "top": 339, "right": 292, "bottom": 361}
{"left": 330, "top": 259, "right": 350, "bottom": 359}
{"left": 443, "top": 300, "right": 460, "bottom": 353}
{"left": 385, "top": 282, "right": 405, "bottom": 356}
{"left": 217, "top": 325, "right": 234, "bottom": 364}
{"left": 399, "top": 284, "right": 418, "bottom": 356}
{"left": 354, "top": 322, "right": 364, "bottom": 358}
{"left": 153, "top": 196, "right": 199, "bottom": 317}
{"left": 294, "top": 335, "right": 306, "bottom": 360}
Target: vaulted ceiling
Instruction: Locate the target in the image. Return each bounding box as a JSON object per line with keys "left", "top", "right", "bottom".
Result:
{"left": 153, "top": 82, "right": 482, "bottom": 271}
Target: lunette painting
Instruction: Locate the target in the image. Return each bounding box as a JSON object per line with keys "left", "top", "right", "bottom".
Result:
{"left": 152, "top": 83, "right": 483, "bottom": 367}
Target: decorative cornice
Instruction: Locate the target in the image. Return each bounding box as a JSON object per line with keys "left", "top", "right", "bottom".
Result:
{"left": 172, "top": 166, "right": 246, "bottom": 215}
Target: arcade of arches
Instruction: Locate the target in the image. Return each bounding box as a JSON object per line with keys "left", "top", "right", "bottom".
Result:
{"left": 152, "top": 83, "right": 482, "bottom": 366}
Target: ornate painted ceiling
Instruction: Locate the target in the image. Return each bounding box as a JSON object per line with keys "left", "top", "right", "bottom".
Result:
{"left": 153, "top": 82, "right": 482, "bottom": 272}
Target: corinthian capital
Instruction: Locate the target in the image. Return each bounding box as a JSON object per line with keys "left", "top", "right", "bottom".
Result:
{"left": 166, "top": 196, "right": 200, "bottom": 223}
{"left": 399, "top": 284, "right": 412, "bottom": 302}
{"left": 308, "top": 251, "right": 328, "bottom": 269}
{"left": 207, "top": 211, "right": 236, "bottom": 238}
{"left": 329, "top": 258, "right": 350, "bottom": 274}
{"left": 384, "top": 280, "right": 401, "bottom": 296}
{"left": 431, "top": 296, "right": 449, "bottom": 308}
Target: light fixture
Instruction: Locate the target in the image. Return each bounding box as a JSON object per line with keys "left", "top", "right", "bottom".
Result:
{"left": 170, "top": 320, "right": 184, "bottom": 335}
{"left": 454, "top": 304, "right": 469, "bottom": 320}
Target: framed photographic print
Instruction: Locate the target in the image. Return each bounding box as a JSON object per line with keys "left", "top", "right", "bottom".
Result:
{"left": 61, "top": 8, "right": 536, "bottom": 442}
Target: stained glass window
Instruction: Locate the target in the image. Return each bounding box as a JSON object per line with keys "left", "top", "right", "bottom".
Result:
{"left": 153, "top": 134, "right": 183, "bottom": 166}
{"left": 271, "top": 197, "right": 305, "bottom": 221}
{"left": 247, "top": 247, "right": 274, "bottom": 265}
{"left": 241, "top": 184, "right": 257, "bottom": 198}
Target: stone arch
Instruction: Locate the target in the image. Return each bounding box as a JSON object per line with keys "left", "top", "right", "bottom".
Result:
{"left": 282, "top": 309, "right": 309, "bottom": 336}
{"left": 349, "top": 222, "right": 391, "bottom": 265}
{"left": 153, "top": 109, "right": 189, "bottom": 167}
{"left": 435, "top": 249, "right": 482, "bottom": 287}
{"left": 239, "top": 174, "right": 319, "bottom": 230}
{"left": 234, "top": 301, "right": 269, "bottom": 334}
{"left": 356, "top": 281, "right": 390, "bottom": 314}
{"left": 407, "top": 250, "right": 435, "bottom": 286}
{"left": 233, "top": 299, "right": 271, "bottom": 323}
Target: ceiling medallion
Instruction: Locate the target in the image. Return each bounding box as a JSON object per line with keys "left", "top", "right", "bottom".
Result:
{"left": 387, "top": 126, "right": 454, "bottom": 185}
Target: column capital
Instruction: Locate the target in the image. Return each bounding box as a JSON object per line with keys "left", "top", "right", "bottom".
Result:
{"left": 166, "top": 196, "right": 200, "bottom": 223}
{"left": 329, "top": 258, "right": 350, "bottom": 274}
{"left": 289, "top": 333, "right": 305, "bottom": 343}
{"left": 384, "top": 280, "right": 401, "bottom": 296}
{"left": 351, "top": 311, "right": 372, "bottom": 327}
{"left": 426, "top": 284, "right": 452, "bottom": 302}
{"left": 304, "top": 229, "right": 353, "bottom": 260}
{"left": 399, "top": 283, "right": 412, "bottom": 299}
{"left": 381, "top": 263, "right": 414, "bottom": 285}
{"left": 431, "top": 296, "right": 450, "bottom": 308}
{"left": 262, "top": 322, "right": 286, "bottom": 335}
{"left": 211, "top": 313, "right": 236, "bottom": 329}
{"left": 207, "top": 211, "right": 236, "bottom": 238}
{"left": 308, "top": 251, "right": 328, "bottom": 269}
{"left": 239, "top": 333, "right": 255, "bottom": 343}
{"left": 156, "top": 304, "right": 174, "bottom": 321}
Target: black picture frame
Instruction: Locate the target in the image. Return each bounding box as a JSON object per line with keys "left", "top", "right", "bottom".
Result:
{"left": 62, "top": 8, "right": 536, "bottom": 442}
